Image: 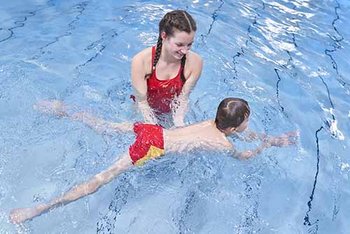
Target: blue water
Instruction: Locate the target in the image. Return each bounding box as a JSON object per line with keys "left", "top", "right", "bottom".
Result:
{"left": 1, "top": 0, "right": 349, "bottom": 233}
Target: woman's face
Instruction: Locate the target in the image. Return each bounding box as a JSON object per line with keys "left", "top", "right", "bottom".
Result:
{"left": 162, "top": 29, "right": 195, "bottom": 60}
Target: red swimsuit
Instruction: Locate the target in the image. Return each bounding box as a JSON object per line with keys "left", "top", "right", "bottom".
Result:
{"left": 147, "top": 46, "right": 185, "bottom": 114}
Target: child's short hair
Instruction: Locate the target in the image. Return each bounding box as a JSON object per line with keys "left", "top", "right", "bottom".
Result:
{"left": 215, "top": 98, "right": 250, "bottom": 131}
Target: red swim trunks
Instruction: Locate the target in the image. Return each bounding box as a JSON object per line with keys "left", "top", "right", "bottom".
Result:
{"left": 129, "top": 123, "right": 165, "bottom": 166}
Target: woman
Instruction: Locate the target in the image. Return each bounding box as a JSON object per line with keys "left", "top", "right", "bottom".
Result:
{"left": 131, "top": 10, "right": 203, "bottom": 127}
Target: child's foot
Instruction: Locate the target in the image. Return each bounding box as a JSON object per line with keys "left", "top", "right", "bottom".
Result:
{"left": 9, "top": 207, "right": 40, "bottom": 224}
{"left": 34, "top": 100, "right": 68, "bottom": 117}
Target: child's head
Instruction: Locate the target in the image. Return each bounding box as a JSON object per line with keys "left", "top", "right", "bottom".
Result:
{"left": 153, "top": 10, "right": 197, "bottom": 71}
{"left": 215, "top": 98, "right": 250, "bottom": 135}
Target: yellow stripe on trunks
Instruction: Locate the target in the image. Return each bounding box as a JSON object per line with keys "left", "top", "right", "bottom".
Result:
{"left": 134, "top": 145, "right": 165, "bottom": 166}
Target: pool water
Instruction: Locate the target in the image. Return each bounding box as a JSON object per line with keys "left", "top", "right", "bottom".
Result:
{"left": 1, "top": 0, "right": 349, "bottom": 233}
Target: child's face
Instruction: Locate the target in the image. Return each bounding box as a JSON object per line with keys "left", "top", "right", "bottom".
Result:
{"left": 222, "top": 117, "right": 249, "bottom": 136}
{"left": 235, "top": 117, "right": 249, "bottom": 133}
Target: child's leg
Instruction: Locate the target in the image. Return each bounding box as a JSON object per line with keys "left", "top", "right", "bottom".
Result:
{"left": 71, "top": 112, "right": 133, "bottom": 134}
{"left": 34, "top": 100, "right": 134, "bottom": 134}
{"left": 34, "top": 100, "right": 68, "bottom": 117}
{"left": 9, "top": 152, "right": 133, "bottom": 224}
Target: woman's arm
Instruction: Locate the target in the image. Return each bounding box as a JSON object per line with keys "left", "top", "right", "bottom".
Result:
{"left": 131, "top": 51, "right": 157, "bottom": 124}
{"left": 9, "top": 153, "right": 133, "bottom": 224}
{"left": 172, "top": 53, "right": 203, "bottom": 126}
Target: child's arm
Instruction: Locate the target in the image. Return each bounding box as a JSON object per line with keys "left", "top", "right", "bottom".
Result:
{"left": 232, "top": 141, "right": 271, "bottom": 159}
{"left": 235, "top": 129, "right": 267, "bottom": 142}
{"left": 232, "top": 131, "right": 298, "bottom": 159}
{"left": 34, "top": 100, "right": 133, "bottom": 133}
{"left": 9, "top": 153, "right": 133, "bottom": 224}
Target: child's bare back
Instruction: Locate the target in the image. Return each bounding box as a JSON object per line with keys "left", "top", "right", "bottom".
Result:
{"left": 164, "top": 120, "right": 233, "bottom": 153}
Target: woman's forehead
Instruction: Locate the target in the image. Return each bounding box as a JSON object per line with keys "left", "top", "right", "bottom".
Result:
{"left": 169, "top": 30, "right": 195, "bottom": 41}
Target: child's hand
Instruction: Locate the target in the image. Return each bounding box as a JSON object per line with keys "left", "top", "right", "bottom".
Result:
{"left": 240, "top": 150, "right": 254, "bottom": 159}
{"left": 269, "top": 130, "right": 299, "bottom": 147}
{"left": 34, "top": 100, "right": 68, "bottom": 117}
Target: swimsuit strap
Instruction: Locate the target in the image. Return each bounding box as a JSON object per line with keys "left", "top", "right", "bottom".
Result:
{"left": 150, "top": 45, "right": 186, "bottom": 84}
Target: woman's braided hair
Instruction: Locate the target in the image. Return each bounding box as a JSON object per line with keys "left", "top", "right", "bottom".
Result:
{"left": 153, "top": 10, "right": 197, "bottom": 83}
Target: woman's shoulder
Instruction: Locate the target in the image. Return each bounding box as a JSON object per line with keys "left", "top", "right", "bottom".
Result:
{"left": 186, "top": 51, "right": 203, "bottom": 66}
{"left": 132, "top": 47, "right": 153, "bottom": 72}
{"left": 188, "top": 50, "right": 202, "bottom": 59}
{"left": 184, "top": 51, "right": 203, "bottom": 77}
{"left": 132, "top": 46, "right": 153, "bottom": 61}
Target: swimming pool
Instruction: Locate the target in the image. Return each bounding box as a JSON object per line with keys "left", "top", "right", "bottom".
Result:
{"left": 1, "top": 0, "right": 349, "bottom": 233}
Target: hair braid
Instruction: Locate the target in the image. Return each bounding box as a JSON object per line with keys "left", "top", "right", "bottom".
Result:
{"left": 153, "top": 36, "right": 163, "bottom": 70}
{"left": 152, "top": 10, "right": 196, "bottom": 76}
{"left": 180, "top": 55, "right": 187, "bottom": 83}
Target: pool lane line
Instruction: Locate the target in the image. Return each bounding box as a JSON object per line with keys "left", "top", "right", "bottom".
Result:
{"left": 76, "top": 30, "right": 119, "bottom": 71}
{"left": 60, "top": 6, "right": 132, "bottom": 99}
{"left": 318, "top": 74, "right": 345, "bottom": 140}
{"left": 273, "top": 51, "right": 295, "bottom": 118}
{"left": 0, "top": 11, "right": 35, "bottom": 43}
{"left": 237, "top": 177, "right": 261, "bottom": 233}
{"left": 32, "top": 1, "right": 89, "bottom": 60}
{"left": 324, "top": 0, "right": 349, "bottom": 88}
{"left": 200, "top": 0, "right": 225, "bottom": 44}
{"left": 96, "top": 174, "right": 134, "bottom": 233}
{"left": 231, "top": 2, "right": 265, "bottom": 80}
{"left": 177, "top": 190, "right": 197, "bottom": 233}
{"left": 61, "top": 28, "right": 124, "bottom": 99}
{"left": 318, "top": 75, "right": 335, "bottom": 115}
{"left": 0, "top": 0, "right": 58, "bottom": 44}
{"left": 273, "top": 68, "right": 286, "bottom": 114}
{"left": 303, "top": 126, "right": 323, "bottom": 227}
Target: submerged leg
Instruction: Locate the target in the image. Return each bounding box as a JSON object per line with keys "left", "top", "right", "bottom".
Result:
{"left": 9, "top": 152, "right": 133, "bottom": 224}
{"left": 70, "top": 112, "right": 133, "bottom": 134}
{"left": 34, "top": 100, "right": 133, "bottom": 134}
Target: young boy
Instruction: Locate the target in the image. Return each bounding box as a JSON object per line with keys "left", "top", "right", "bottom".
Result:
{"left": 9, "top": 98, "right": 297, "bottom": 224}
